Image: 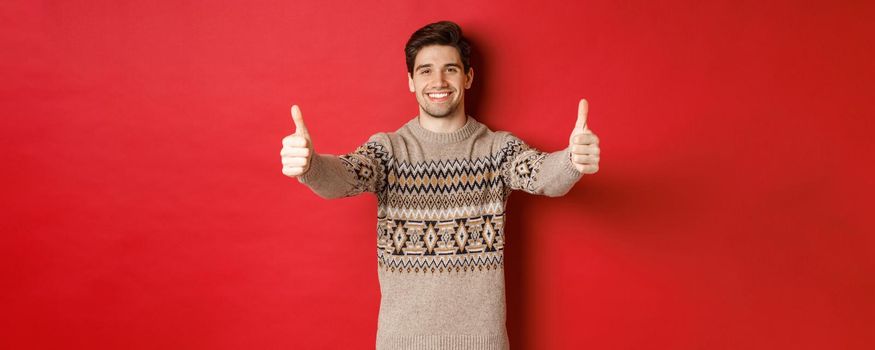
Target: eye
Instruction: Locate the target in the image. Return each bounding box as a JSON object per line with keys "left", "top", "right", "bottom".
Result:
{"left": 420, "top": 69, "right": 430, "bottom": 75}
{"left": 447, "top": 67, "right": 458, "bottom": 73}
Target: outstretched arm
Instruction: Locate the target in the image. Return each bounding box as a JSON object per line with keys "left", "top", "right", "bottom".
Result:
{"left": 280, "top": 104, "right": 391, "bottom": 199}
{"left": 500, "top": 133, "right": 582, "bottom": 197}
{"left": 501, "top": 99, "right": 600, "bottom": 197}
{"left": 296, "top": 135, "right": 391, "bottom": 199}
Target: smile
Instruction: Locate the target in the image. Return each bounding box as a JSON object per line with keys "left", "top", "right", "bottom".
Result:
{"left": 426, "top": 91, "right": 452, "bottom": 102}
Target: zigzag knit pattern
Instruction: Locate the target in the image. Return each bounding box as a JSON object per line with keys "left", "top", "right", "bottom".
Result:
{"left": 337, "top": 137, "right": 547, "bottom": 274}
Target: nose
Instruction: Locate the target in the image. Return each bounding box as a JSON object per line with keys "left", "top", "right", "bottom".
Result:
{"left": 433, "top": 71, "right": 449, "bottom": 87}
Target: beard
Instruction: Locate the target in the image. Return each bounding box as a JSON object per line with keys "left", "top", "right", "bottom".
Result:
{"left": 422, "top": 103, "right": 458, "bottom": 118}
{"left": 418, "top": 92, "right": 461, "bottom": 118}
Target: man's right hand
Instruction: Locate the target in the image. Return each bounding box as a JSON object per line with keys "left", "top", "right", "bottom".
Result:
{"left": 281, "top": 104, "right": 314, "bottom": 178}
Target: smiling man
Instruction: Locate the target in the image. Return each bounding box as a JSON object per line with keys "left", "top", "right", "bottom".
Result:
{"left": 281, "top": 21, "right": 600, "bottom": 350}
{"left": 409, "top": 43, "right": 471, "bottom": 122}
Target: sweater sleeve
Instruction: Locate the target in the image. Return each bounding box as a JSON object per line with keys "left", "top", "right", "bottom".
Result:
{"left": 296, "top": 133, "right": 392, "bottom": 199}
{"left": 499, "top": 132, "right": 583, "bottom": 197}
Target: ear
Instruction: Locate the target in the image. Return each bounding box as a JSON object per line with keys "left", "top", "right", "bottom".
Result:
{"left": 408, "top": 72, "right": 415, "bottom": 93}
{"left": 465, "top": 67, "right": 474, "bottom": 89}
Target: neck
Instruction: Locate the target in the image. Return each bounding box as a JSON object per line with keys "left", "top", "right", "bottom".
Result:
{"left": 417, "top": 104, "right": 468, "bottom": 133}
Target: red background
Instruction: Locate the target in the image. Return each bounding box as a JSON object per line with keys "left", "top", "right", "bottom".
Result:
{"left": 2, "top": 1, "right": 873, "bottom": 349}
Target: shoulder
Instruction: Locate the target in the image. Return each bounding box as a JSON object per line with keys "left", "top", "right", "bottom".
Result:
{"left": 492, "top": 130, "right": 527, "bottom": 148}
{"left": 366, "top": 131, "right": 391, "bottom": 145}
{"left": 346, "top": 132, "right": 392, "bottom": 163}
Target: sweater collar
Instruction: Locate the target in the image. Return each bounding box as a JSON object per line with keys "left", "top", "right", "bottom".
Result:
{"left": 406, "top": 114, "right": 482, "bottom": 144}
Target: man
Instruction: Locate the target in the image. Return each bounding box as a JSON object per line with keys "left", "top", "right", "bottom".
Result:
{"left": 280, "top": 21, "right": 600, "bottom": 350}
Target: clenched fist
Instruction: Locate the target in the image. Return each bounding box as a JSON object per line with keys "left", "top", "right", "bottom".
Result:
{"left": 568, "top": 98, "right": 600, "bottom": 175}
{"left": 281, "top": 105, "right": 314, "bottom": 177}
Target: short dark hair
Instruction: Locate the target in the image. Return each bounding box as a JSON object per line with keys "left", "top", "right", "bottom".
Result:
{"left": 405, "top": 21, "right": 472, "bottom": 75}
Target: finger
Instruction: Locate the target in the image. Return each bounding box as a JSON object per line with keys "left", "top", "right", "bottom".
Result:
{"left": 571, "top": 145, "right": 600, "bottom": 155}
{"left": 281, "top": 147, "right": 311, "bottom": 157}
{"left": 571, "top": 145, "right": 599, "bottom": 155}
{"left": 291, "top": 104, "right": 309, "bottom": 136}
{"left": 282, "top": 157, "right": 308, "bottom": 166}
{"left": 572, "top": 154, "right": 600, "bottom": 164}
{"left": 573, "top": 133, "right": 598, "bottom": 145}
{"left": 575, "top": 98, "right": 588, "bottom": 131}
{"left": 572, "top": 133, "right": 599, "bottom": 145}
{"left": 282, "top": 135, "right": 308, "bottom": 148}
{"left": 581, "top": 164, "right": 599, "bottom": 174}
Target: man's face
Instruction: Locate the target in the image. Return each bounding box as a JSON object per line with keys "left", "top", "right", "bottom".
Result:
{"left": 408, "top": 45, "right": 474, "bottom": 118}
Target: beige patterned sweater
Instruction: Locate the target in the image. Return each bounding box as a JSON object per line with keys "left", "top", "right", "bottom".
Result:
{"left": 297, "top": 115, "right": 583, "bottom": 350}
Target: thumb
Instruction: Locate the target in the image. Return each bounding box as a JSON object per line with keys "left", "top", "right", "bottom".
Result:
{"left": 291, "top": 104, "right": 309, "bottom": 137}
{"left": 574, "top": 98, "right": 589, "bottom": 132}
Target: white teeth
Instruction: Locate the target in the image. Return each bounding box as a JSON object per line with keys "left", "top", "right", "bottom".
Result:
{"left": 428, "top": 92, "right": 449, "bottom": 98}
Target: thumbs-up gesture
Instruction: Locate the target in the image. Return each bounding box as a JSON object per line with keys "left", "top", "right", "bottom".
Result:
{"left": 568, "top": 98, "right": 600, "bottom": 175}
{"left": 281, "top": 105, "right": 314, "bottom": 178}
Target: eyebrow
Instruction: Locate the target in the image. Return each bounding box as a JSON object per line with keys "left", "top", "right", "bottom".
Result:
{"left": 415, "top": 63, "right": 462, "bottom": 72}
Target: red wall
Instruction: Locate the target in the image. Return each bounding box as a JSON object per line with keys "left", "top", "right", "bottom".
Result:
{"left": 3, "top": 1, "right": 873, "bottom": 349}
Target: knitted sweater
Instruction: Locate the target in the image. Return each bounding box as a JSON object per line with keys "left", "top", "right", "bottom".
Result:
{"left": 297, "top": 115, "right": 583, "bottom": 350}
